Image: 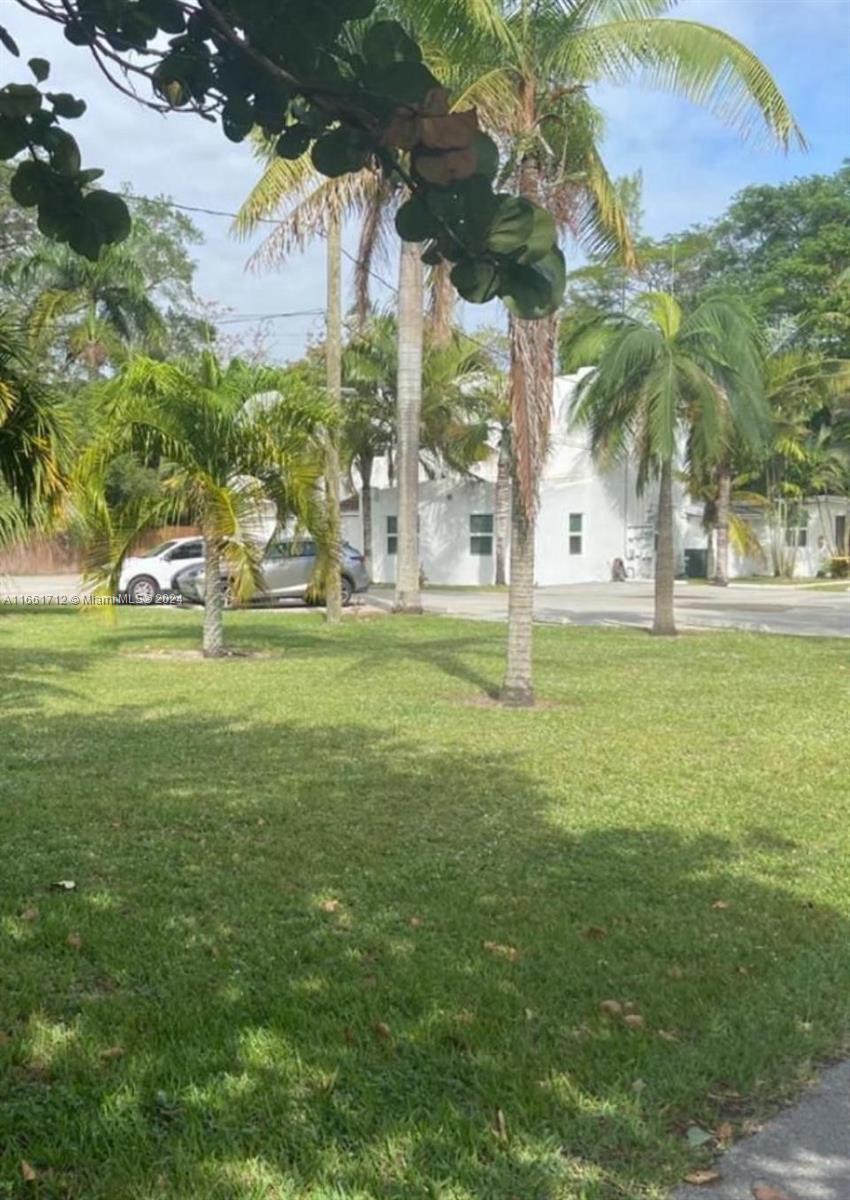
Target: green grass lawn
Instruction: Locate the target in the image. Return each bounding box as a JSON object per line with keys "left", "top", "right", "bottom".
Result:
{"left": 1, "top": 608, "right": 848, "bottom": 1200}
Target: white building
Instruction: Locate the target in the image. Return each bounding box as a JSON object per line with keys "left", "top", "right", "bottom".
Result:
{"left": 342, "top": 373, "right": 848, "bottom": 585}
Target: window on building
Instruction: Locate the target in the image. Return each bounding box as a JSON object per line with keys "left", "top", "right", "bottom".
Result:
{"left": 569, "top": 512, "right": 583, "bottom": 555}
{"left": 785, "top": 519, "right": 808, "bottom": 548}
{"left": 836, "top": 514, "right": 847, "bottom": 553}
{"left": 469, "top": 513, "right": 493, "bottom": 555}
{"left": 386, "top": 515, "right": 397, "bottom": 556}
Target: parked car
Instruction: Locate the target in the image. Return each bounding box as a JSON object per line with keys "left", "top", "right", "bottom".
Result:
{"left": 119, "top": 537, "right": 205, "bottom": 604}
{"left": 174, "top": 537, "right": 370, "bottom": 607}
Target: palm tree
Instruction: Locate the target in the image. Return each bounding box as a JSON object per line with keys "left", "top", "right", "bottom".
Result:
{"left": 78, "top": 353, "right": 330, "bottom": 656}
{"left": 570, "top": 292, "right": 766, "bottom": 634}
{"left": 415, "top": 0, "right": 802, "bottom": 702}
{"left": 0, "top": 309, "right": 66, "bottom": 546}
{"left": 15, "top": 241, "right": 165, "bottom": 378}
{"left": 750, "top": 350, "right": 850, "bottom": 575}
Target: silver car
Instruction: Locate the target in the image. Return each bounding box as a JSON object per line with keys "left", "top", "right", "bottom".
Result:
{"left": 174, "top": 537, "right": 370, "bottom": 607}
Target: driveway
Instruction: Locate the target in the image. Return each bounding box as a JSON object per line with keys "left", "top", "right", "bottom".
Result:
{"left": 1, "top": 574, "right": 848, "bottom": 637}
{"left": 418, "top": 581, "right": 850, "bottom": 638}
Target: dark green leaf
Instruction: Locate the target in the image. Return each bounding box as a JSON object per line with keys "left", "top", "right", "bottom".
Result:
{"left": 78, "top": 168, "right": 104, "bottom": 184}
{"left": 10, "top": 160, "right": 49, "bottom": 207}
{"left": 472, "top": 133, "right": 499, "bottom": 181}
{"left": 64, "top": 20, "right": 94, "bottom": 46}
{"left": 0, "top": 25, "right": 20, "bottom": 57}
{"left": 517, "top": 205, "right": 557, "bottom": 265}
{"left": 311, "top": 127, "right": 371, "bottom": 178}
{"left": 141, "top": 0, "right": 186, "bottom": 35}
{"left": 0, "top": 84, "right": 42, "bottom": 118}
{"left": 275, "top": 125, "right": 312, "bottom": 160}
{"left": 501, "top": 248, "right": 566, "bottom": 318}
{"left": 47, "top": 92, "right": 87, "bottom": 119}
{"left": 28, "top": 57, "right": 50, "bottom": 83}
{"left": 222, "top": 96, "right": 254, "bottom": 142}
{"left": 451, "top": 258, "right": 501, "bottom": 304}
{"left": 395, "top": 194, "right": 440, "bottom": 242}
{"left": 363, "top": 20, "right": 421, "bottom": 68}
{"left": 487, "top": 195, "right": 535, "bottom": 256}
{"left": 0, "top": 116, "right": 29, "bottom": 160}
{"left": 44, "top": 128, "right": 81, "bottom": 176}
{"left": 374, "top": 61, "right": 438, "bottom": 105}
{"left": 83, "top": 189, "right": 132, "bottom": 245}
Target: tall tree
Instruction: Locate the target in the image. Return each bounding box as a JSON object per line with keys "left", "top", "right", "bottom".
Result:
{"left": 323, "top": 202, "right": 343, "bottom": 624}
{"left": 569, "top": 293, "right": 766, "bottom": 633}
{"left": 79, "top": 353, "right": 330, "bottom": 656}
{"left": 0, "top": 309, "right": 65, "bottom": 546}
{"left": 417, "top": 0, "right": 801, "bottom": 704}
{"left": 654, "top": 165, "right": 850, "bottom": 353}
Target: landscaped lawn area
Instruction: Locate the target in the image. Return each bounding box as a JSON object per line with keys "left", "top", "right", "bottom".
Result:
{"left": 1, "top": 608, "right": 848, "bottom": 1199}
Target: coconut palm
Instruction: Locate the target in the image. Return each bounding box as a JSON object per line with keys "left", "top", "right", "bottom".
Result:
{"left": 0, "top": 309, "right": 66, "bottom": 546}
{"left": 569, "top": 292, "right": 766, "bottom": 633}
{"left": 15, "top": 241, "right": 165, "bottom": 378}
{"left": 78, "top": 353, "right": 331, "bottom": 656}
{"left": 413, "top": 0, "right": 802, "bottom": 702}
{"left": 749, "top": 350, "right": 850, "bottom": 574}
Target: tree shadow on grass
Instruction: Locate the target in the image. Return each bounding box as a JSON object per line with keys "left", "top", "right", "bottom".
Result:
{"left": 2, "top": 706, "right": 849, "bottom": 1200}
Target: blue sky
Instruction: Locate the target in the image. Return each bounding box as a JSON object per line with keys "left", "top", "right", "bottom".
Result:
{"left": 5, "top": 0, "right": 850, "bottom": 359}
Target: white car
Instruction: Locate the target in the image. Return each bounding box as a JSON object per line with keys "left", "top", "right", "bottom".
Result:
{"left": 119, "top": 537, "right": 205, "bottom": 604}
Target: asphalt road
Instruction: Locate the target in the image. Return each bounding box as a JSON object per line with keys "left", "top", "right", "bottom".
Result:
{"left": 1, "top": 574, "right": 848, "bottom": 638}
{"left": 417, "top": 581, "right": 850, "bottom": 638}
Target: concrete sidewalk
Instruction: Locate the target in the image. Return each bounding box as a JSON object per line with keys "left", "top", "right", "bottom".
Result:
{"left": 673, "top": 1062, "right": 850, "bottom": 1200}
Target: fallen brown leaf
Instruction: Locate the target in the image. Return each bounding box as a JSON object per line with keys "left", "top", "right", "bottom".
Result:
{"left": 658, "top": 1029, "right": 680, "bottom": 1042}
{"left": 752, "top": 1187, "right": 793, "bottom": 1200}
{"left": 66, "top": 931, "right": 82, "bottom": 950}
{"left": 408, "top": 916, "right": 424, "bottom": 929}
{"left": 373, "top": 1021, "right": 391, "bottom": 1040}
{"left": 493, "top": 1107, "right": 508, "bottom": 1142}
{"left": 319, "top": 899, "right": 341, "bottom": 913}
{"left": 581, "top": 925, "right": 608, "bottom": 941}
{"left": 684, "top": 1169, "right": 722, "bottom": 1185}
{"left": 99, "top": 1045, "right": 124, "bottom": 1061}
{"left": 715, "top": 1121, "right": 734, "bottom": 1142}
{"left": 21, "top": 907, "right": 39, "bottom": 923}
{"left": 711, "top": 900, "right": 730, "bottom": 910}
{"left": 599, "top": 999, "right": 623, "bottom": 1017}
{"left": 20, "top": 1161, "right": 37, "bottom": 1182}
{"left": 623, "top": 1014, "right": 645, "bottom": 1030}
{"left": 482, "top": 941, "right": 520, "bottom": 963}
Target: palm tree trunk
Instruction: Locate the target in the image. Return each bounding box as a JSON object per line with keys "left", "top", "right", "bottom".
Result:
{"left": 324, "top": 203, "right": 343, "bottom": 624}
{"left": 713, "top": 464, "right": 732, "bottom": 586}
{"left": 499, "top": 130, "right": 557, "bottom": 704}
{"left": 501, "top": 481, "right": 535, "bottom": 706}
{"left": 652, "top": 457, "right": 677, "bottom": 635}
{"left": 429, "top": 259, "right": 455, "bottom": 347}
{"left": 494, "top": 425, "right": 511, "bottom": 586}
{"left": 394, "top": 237, "right": 424, "bottom": 613}
{"left": 359, "top": 452, "right": 374, "bottom": 564}
{"left": 203, "top": 536, "right": 226, "bottom": 658}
